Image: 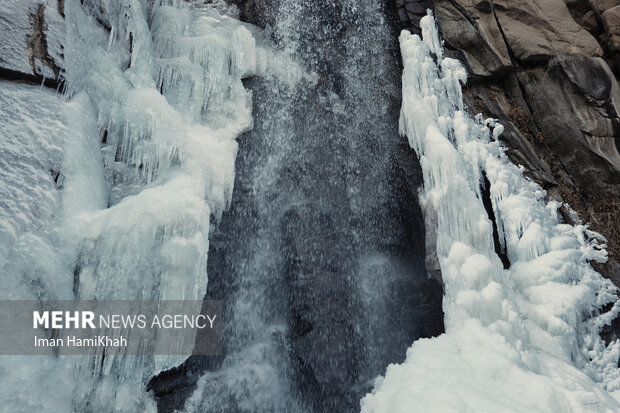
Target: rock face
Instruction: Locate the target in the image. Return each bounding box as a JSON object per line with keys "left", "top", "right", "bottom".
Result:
{"left": 395, "top": 0, "right": 434, "bottom": 31}
{"left": 0, "top": 0, "right": 64, "bottom": 87}
{"left": 494, "top": 0, "right": 603, "bottom": 60}
{"left": 396, "top": 0, "right": 620, "bottom": 285}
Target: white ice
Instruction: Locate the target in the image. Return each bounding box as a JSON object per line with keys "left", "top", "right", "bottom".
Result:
{"left": 0, "top": 0, "right": 64, "bottom": 79}
{"left": 0, "top": 0, "right": 265, "bottom": 411}
{"left": 362, "top": 12, "right": 620, "bottom": 413}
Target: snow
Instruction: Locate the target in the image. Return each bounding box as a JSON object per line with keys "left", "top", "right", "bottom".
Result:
{"left": 61, "top": 0, "right": 256, "bottom": 299}
{"left": 0, "top": 0, "right": 315, "bottom": 410}
{"left": 3, "top": 1, "right": 619, "bottom": 411}
{"left": 362, "top": 12, "right": 620, "bottom": 413}
{"left": 0, "top": 80, "right": 81, "bottom": 412}
{"left": 61, "top": 0, "right": 259, "bottom": 409}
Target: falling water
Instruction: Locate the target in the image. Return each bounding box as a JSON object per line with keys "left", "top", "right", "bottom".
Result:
{"left": 153, "top": 1, "right": 443, "bottom": 412}
{"left": 6, "top": 1, "right": 618, "bottom": 413}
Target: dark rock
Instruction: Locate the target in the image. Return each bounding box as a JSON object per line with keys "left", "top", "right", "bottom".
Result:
{"left": 591, "top": 0, "right": 618, "bottom": 15}
{"left": 395, "top": 0, "right": 434, "bottom": 32}
{"left": 557, "top": 54, "right": 613, "bottom": 100}
{"left": 435, "top": 0, "right": 512, "bottom": 79}
{"left": 602, "top": 6, "right": 620, "bottom": 52}
{"left": 493, "top": 0, "right": 602, "bottom": 62}
{"left": 225, "top": 0, "right": 278, "bottom": 28}
{"left": 404, "top": 1, "right": 426, "bottom": 15}
{"left": 580, "top": 10, "right": 601, "bottom": 34}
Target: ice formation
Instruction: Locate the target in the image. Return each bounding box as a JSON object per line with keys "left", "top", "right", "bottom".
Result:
{"left": 0, "top": 0, "right": 64, "bottom": 79}
{"left": 362, "top": 13, "right": 620, "bottom": 413}
{"left": 2, "top": 0, "right": 620, "bottom": 410}
{"left": 0, "top": 0, "right": 266, "bottom": 411}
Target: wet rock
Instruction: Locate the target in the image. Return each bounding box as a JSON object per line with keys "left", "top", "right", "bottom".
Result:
{"left": 225, "top": 0, "right": 278, "bottom": 28}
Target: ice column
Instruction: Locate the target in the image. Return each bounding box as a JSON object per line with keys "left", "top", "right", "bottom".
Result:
{"left": 363, "top": 12, "right": 620, "bottom": 413}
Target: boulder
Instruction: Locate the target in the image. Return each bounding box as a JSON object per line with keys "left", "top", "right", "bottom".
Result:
{"left": 435, "top": 0, "right": 512, "bottom": 78}
{"left": 602, "top": 6, "right": 620, "bottom": 51}
{"left": 493, "top": 0, "right": 603, "bottom": 62}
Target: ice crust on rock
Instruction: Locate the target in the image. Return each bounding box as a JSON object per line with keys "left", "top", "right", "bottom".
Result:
{"left": 0, "top": 81, "right": 70, "bottom": 300}
{"left": 362, "top": 12, "right": 620, "bottom": 413}
{"left": 0, "top": 0, "right": 64, "bottom": 78}
{"left": 61, "top": 7, "right": 257, "bottom": 407}
{"left": 0, "top": 0, "right": 268, "bottom": 411}
{"left": 64, "top": 0, "right": 259, "bottom": 409}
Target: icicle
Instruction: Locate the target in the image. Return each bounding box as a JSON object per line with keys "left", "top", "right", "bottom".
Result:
{"left": 362, "top": 11, "right": 620, "bottom": 413}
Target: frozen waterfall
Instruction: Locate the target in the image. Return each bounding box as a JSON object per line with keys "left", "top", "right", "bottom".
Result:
{"left": 1, "top": 0, "right": 260, "bottom": 411}
{"left": 362, "top": 13, "right": 620, "bottom": 413}
{"left": 1, "top": 1, "right": 620, "bottom": 412}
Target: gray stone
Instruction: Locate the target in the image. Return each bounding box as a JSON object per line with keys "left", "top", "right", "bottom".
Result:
{"left": 493, "top": 0, "right": 603, "bottom": 61}
{"left": 602, "top": 6, "right": 620, "bottom": 51}
{"left": 435, "top": 0, "right": 512, "bottom": 78}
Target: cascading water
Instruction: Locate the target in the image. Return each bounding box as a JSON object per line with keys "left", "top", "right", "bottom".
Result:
{"left": 1, "top": 1, "right": 443, "bottom": 411}
{"left": 1, "top": 0, "right": 260, "bottom": 411}
{"left": 2, "top": 1, "right": 620, "bottom": 412}
{"left": 158, "top": 1, "right": 444, "bottom": 412}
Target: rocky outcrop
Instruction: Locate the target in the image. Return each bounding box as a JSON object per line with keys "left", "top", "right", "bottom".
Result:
{"left": 588, "top": 0, "right": 620, "bottom": 73}
{"left": 395, "top": 0, "right": 620, "bottom": 285}
{"left": 396, "top": 0, "right": 434, "bottom": 32}
{"left": 433, "top": 0, "right": 511, "bottom": 78}
{"left": 494, "top": 0, "right": 602, "bottom": 60}
{"left": 0, "top": 0, "right": 64, "bottom": 87}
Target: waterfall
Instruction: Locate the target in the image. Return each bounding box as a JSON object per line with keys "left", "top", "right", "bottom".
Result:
{"left": 362, "top": 13, "right": 620, "bottom": 412}
{"left": 1, "top": 1, "right": 258, "bottom": 411}
{"left": 173, "top": 1, "right": 444, "bottom": 412}
{"left": 3, "top": 1, "right": 438, "bottom": 411}
{"left": 2, "top": 1, "right": 620, "bottom": 412}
